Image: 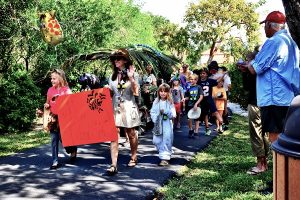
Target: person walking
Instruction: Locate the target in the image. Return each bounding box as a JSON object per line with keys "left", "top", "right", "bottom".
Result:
{"left": 150, "top": 83, "right": 176, "bottom": 166}
{"left": 171, "top": 77, "right": 185, "bottom": 128}
{"left": 106, "top": 49, "right": 140, "bottom": 175}
{"left": 185, "top": 74, "right": 204, "bottom": 138}
{"left": 142, "top": 64, "right": 157, "bottom": 109}
{"left": 197, "top": 68, "right": 224, "bottom": 135}
{"left": 44, "top": 69, "right": 77, "bottom": 170}
{"left": 212, "top": 80, "right": 227, "bottom": 133}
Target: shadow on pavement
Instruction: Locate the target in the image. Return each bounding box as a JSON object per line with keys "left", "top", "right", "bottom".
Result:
{"left": 0, "top": 115, "right": 218, "bottom": 199}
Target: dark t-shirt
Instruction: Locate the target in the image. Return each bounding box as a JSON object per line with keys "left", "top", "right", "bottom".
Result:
{"left": 197, "top": 78, "right": 218, "bottom": 98}
{"left": 185, "top": 85, "right": 204, "bottom": 107}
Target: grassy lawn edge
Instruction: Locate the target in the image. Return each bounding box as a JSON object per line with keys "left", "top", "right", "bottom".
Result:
{"left": 156, "top": 114, "right": 273, "bottom": 200}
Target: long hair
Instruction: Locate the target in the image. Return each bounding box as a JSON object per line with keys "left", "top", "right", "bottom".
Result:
{"left": 111, "top": 60, "right": 132, "bottom": 82}
{"left": 110, "top": 49, "right": 133, "bottom": 81}
{"left": 154, "top": 83, "right": 173, "bottom": 104}
{"left": 51, "top": 69, "right": 68, "bottom": 87}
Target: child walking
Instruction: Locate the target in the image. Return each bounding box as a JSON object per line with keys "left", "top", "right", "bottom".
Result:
{"left": 197, "top": 68, "right": 224, "bottom": 135}
{"left": 185, "top": 74, "right": 204, "bottom": 138}
{"left": 150, "top": 83, "right": 176, "bottom": 166}
{"left": 212, "top": 80, "right": 227, "bottom": 133}
{"left": 171, "top": 77, "right": 185, "bottom": 128}
{"left": 44, "top": 69, "right": 77, "bottom": 169}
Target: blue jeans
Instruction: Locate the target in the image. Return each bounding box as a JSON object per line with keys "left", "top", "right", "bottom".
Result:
{"left": 50, "top": 130, "right": 61, "bottom": 165}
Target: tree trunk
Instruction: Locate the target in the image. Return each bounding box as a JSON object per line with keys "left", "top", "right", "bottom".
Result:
{"left": 207, "top": 41, "right": 217, "bottom": 64}
{"left": 282, "top": 0, "right": 300, "bottom": 47}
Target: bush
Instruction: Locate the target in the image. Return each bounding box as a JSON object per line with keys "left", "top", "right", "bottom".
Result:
{"left": 0, "top": 69, "right": 43, "bottom": 133}
{"left": 228, "top": 64, "right": 248, "bottom": 109}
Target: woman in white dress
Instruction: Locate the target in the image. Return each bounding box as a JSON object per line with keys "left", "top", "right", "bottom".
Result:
{"left": 106, "top": 49, "right": 140, "bottom": 175}
{"left": 150, "top": 83, "right": 176, "bottom": 166}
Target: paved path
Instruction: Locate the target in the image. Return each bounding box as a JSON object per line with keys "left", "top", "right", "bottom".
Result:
{"left": 0, "top": 116, "right": 217, "bottom": 200}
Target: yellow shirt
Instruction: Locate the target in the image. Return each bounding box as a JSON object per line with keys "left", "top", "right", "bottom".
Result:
{"left": 212, "top": 86, "right": 227, "bottom": 110}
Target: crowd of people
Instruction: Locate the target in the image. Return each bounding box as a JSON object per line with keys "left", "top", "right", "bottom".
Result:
{"left": 44, "top": 52, "right": 230, "bottom": 175}
{"left": 43, "top": 11, "right": 300, "bottom": 182}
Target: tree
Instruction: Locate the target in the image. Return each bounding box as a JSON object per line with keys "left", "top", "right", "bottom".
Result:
{"left": 282, "top": 0, "right": 300, "bottom": 47}
{"left": 184, "top": 0, "right": 264, "bottom": 64}
{"left": 151, "top": 15, "right": 205, "bottom": 64}
{"left": 0, "top": 0, "right": 166, "bottom": 132}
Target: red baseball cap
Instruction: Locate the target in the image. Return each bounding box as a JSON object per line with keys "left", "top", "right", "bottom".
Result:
{"left": 260, "top": 11, "right": 286, "bottom": 24}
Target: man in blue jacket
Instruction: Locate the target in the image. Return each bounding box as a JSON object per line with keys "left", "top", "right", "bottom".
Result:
{"left": 241, "top": 11, "right": 300, "bottom": 143}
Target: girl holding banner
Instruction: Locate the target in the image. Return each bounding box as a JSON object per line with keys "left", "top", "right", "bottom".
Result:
{"left": 44, "top": 69, "right": 77, "bottom": 169}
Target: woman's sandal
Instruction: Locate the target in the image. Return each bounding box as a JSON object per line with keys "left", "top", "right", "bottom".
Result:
{"left": 106, "top": 165, "right": 118, "bottom": 176}
{"left": 127, "top": 159, "right": 138, "bottom": 167}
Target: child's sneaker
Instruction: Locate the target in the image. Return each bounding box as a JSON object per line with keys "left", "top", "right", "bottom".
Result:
{"left": 221, "top": 123, "right": 227, "bottom": 131}
{"left": 188, "top": 130, "right": 194, "bottom": 138}
{"left": 205, "top": 128, "right": 211, "bottom": 136}
{"left": 159, "top": 160, "right": 169, "bottom": 166}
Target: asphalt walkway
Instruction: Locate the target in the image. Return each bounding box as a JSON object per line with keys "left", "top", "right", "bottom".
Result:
{"left": 0, "top": 116, "right": 218, "bottom": 200}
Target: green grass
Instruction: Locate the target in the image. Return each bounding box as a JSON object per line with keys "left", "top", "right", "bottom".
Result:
{"left": 0, "top": 128, "right": 49, "bottom": 157}
{"left": 158, "top": 114, "right": 273, "bottom": 200}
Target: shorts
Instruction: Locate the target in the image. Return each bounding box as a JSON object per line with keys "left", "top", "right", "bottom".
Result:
{"left": 200, "top": 97, "right": 217, "bottom": 118}
{"left": 174, "top": 102, "right": 181, "bottom": 114}
{"left": 260, "top": 105, "right": 289, "bottom": 133}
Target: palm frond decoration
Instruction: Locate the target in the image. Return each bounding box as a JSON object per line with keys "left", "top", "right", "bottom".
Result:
{"left": 62, "top": 45, "right": 179, "bottom": 80}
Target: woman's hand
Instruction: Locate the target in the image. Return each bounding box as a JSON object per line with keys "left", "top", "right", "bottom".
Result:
{"left": 127, "top": 65, "right": 135, "bottom": 79}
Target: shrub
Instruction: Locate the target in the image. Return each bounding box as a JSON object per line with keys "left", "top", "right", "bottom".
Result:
{"left": 227, "top": 64, "right": 248, "bottom": 109}
{"left": 0, "top": 69, "right": 43, "bottom": 133}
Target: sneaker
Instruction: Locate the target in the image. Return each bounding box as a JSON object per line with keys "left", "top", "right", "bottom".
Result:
{"left": 176, "top": 123, "right": 181, "bottom": 129}
{"left": 159, "top": 160, "right": 169, "bottom": 166}
{"left": 50, "top": 163, "right": 62, "bottom": 170}
{"left": 223, "top": 125, "right": 228, "bottom": 131}
{"left": 188, "top": 130, "right": 194, "bottom": 138}
{"left": 194, "top": 131, "right": 199, "bottom": 136}
{"left": 208, "top": 122, "right": 213, "bottom": 126}
{"left": 222, "top": 124, "right": 228, "bottom": 131}
{"left": 205, "top": 128, "right": 211, "bottom": 136}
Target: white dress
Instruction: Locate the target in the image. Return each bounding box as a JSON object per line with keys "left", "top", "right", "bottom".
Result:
{"left": 150, "top": 99, "right": 176, "bottom": 160}
{"left": 109, "top": 75, "right": 140, "bottom": 128}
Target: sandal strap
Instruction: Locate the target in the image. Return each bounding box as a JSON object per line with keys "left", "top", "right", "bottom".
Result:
{"left": 107, "top": 165, "right": 117, "bottom": 173}
{"left": 128, "top": 159, "right": 138, "bottom": 167}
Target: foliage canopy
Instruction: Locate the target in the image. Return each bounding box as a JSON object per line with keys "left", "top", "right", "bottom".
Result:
{"left": 185, "top": 0, "right": 264, "bottom": 64}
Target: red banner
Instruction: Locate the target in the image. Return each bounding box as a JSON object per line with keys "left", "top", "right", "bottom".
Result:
{"left": 56, "top": 88, "right": 117, "bottom": 147}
